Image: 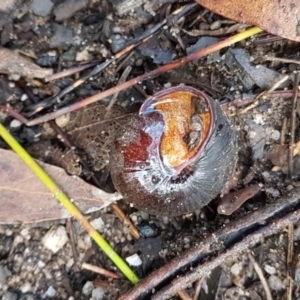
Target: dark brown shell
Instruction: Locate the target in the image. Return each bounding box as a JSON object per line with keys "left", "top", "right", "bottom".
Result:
{"left": 110, "top": 86, "right": 238, "bottom": 216}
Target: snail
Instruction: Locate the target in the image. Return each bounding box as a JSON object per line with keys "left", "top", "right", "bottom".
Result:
{"left": 110, "top": 86, "right": 238, "bottom": 216}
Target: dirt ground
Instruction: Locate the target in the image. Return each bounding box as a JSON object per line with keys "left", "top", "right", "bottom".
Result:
{"left": 1, "top": 1, "right": 300, "bottom": 300}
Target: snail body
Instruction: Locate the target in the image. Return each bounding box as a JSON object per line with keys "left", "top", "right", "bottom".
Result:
{"left": 110, "top": 86, "right": 238, "bottom": 216}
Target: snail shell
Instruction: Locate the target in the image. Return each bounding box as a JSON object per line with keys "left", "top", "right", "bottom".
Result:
{"left": 110, "top": 86, "right": 238, "bottom": 216}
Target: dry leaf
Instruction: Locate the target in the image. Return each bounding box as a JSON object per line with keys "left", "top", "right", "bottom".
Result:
{"left": 0, "top": 148, "right": 121, "bottom": 224}
{"left": 196, "top": 0, "right": 300, "bottom": 42}
{"left": 0, "top": 47, "right": 53, "bottom": 79}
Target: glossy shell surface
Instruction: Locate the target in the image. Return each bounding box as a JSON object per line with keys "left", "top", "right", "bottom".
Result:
{"left": 110, "top": 86, "right": 238, "bottom": 216}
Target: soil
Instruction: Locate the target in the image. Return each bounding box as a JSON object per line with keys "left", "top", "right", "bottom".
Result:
{"left": 1, "top": 1, "right": 300, "bottom": 300}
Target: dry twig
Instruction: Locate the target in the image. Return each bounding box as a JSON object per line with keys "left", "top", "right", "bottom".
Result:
{"left": 248, "top": 252, "right": 273, "bottom": 300}
{"left": 288, "top": 72, "right": 300, "bottom": 177}
{"left": 82, "top": 262, "right": 120, "bottom": 279}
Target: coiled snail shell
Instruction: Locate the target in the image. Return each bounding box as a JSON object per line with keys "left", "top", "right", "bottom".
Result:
{"left": 110, "top": 86, "right": 238, "bottom": 216}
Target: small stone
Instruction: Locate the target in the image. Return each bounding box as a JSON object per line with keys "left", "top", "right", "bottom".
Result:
{"left": 20, "top": 282, "right": 32, "bottom": 293}
{"left": 42, "top": 225, "right": 69, "bottom": 253}
{"left": 66, "top": 258, "right": 74, "bottom": 271}
{"left": 31, "top": 0, "right": 54, "bottom": 17}
{"left": 268, "top": 275, "right": 285, "bottom": 291}
{"left": 294, "top": 261, "right": 300, "bottom": 284}
{"left": 1, "top": 291, "right": 18, "bottom": 300}
{"left": 20, "top": 94, "right": 28, "bottom": 101}
{"left": 271, "top": 130, "right": 280, "bottom": 140}
{"left": 90, "top": 217, "right": 105, "bottom": 231}
{"left": 55, "top": 113, "right": 70, "bottom": 128}
{"left": 10, "top": 119, "right": 21, "bottom": 129}
{"left": 76, "top": 48, "right": 92, "bottom": 61}
{"left": 45, "top": 286, "right": 56, "bottom": 297}
{"left": 5, "top": 229, "right": 13, "bottom": 236}
{"left": 92, "top": 287, "right": 105, "bottom": 300}
{"left": 54, "top": 0, "right": 86, "bottom": 22}
{"left": 62, "top": 48, "right": 76, "bottom": 62}
{"left": 230, "top": 262, "right": 243, "bottom": 276}
{"left": 125, "top": 253, "right": 142, "bottom": 267}
{"left": 38, "top": 260, "right": 46, "bottom": 268}
{"left": 20, "top": 227, "right": 29, "bottom": 237}
{"left": 264, "top": 264, "right": 276, "bottom": 275}
{"left": 49, "top": 24, "right": 73, "bottom": 49}
{"left": 0, "top": 265, "right": 10, "bottom": 283}
{"left": 82, "top": 281, "right": 94, "bottom": 296}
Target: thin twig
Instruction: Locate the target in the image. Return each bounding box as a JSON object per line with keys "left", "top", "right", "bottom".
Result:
{"left": 280, "top": 117, "right": 287, "bottom": 145}
{"left": 288, "top": 72, "right": 300, "bottom": 178}
{"left": 248, "top": 252, "right": 273, "bottom": 300}
{"left": 26, "top": 27, "right": 263, "bottom": 126}
{"left": 82, "top": 262, "right": 121, "bottom": 279}
{"left": 45, "top": 61, "right": 100, "bottom": 82}
{"left": 287, "top": 223, "right": 294, "bottom": 300}
{"left": 265, "top": 56, "right": 300, "bottom": 65}
{"left": 177, "top": 289, "right": 193, "bottom": 300}
{"left": 66, "top": 218, "right": 78, "bottom": 263}
{"left": 193, "top": 278, "right": 203, "bottom": 300}
{"left": 120, "top": 186, "right": 300, "bottom": 300}
{"left": 111, "top": 204, "right": 140, "bottom": 240}
{"left": 105, "top": 65, "right": 132, "bottom": 117}
{"left": 236, "top": 75, "right": 290, "bottom": 115}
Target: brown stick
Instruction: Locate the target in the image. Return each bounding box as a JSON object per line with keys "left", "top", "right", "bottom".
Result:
{"left": 248, "top": 253, "right": 273, "bottom": 300}
{"left": 288, "top": 72, "right": 300, "bottom": 177}
{"left": 119, "top": 186, "right": 300, "bottom": 300}
{"left": 26, "top": 27, "right": 262, "bottom": 126}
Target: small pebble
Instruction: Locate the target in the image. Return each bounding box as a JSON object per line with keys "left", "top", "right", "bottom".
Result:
{"left": 268, "top": 275, "right": 285, "bottom": 291}
{"left": 230, "top": 262, "right": 243, "bottom": 276}
{"left": 271, "top": 130, "right": 280, "bottom": 140}
{"left": 31, "top": 0, "right": 54, "bottom": 16}
{"left": 294, "top": 261, "right": 300, "bottom": 284}
{"left": 126, "top": 253, "right": 142, "bottom": 267}
{"left": 1, "top": 291, "right": 18, "bottom": 300}
{"left": 264, "top": 264, "right": 276, "bottom": 275}
{"left": 45, "top": 286, "right": 56, "bottom": 297}
{"left": 90, "top": 217, "right": 104, "bottom": 231}
{"left": 82, "top": 281, "right": 94, "bottom": 296}
{"left": 55, "top": 113, "right": 70, "bottom": 128}
{"left": 0, "top": 266, "right": 10, "bottom": 283}
{"left": 20, "top": 228, "right": 29, "bottom": 238}
{"left": 20, "top": 282, "right": 32, "bottom": 293}
{"left": 20, "top": 94, "right": 28, "bottom": 101}
{"left": 38, "top": 260, "right": 46, "bottom": 268}
{"left": 10, "top": 119, "right": 21, "bottom": 129}
{"left": 92, "top": 287, "right": 105, "bottom": 300}
{"left": 5, "top": 229, "right": 13, "bottom": 237}
{"left": 42, "top": 226, "right": 69, "bottom": 254}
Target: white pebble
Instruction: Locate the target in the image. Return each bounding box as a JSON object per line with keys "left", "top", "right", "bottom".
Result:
{"left": 268, "top": 275, "right": 285, "bottom": 291}
{"left": 230, "top": 262, "right": 243, "bottom": 276}
{"left": 5, "top": 229, "right": 13, "bottom": 236}
{"left": 20, "top": 282, "right": 32, "bottom": 293}
{"left": 271, "top": 130, "right": 280, "bottom": 140}
{"left": 20, "top": 94, "right": 28, "bottom": 101}
{"left": 82, "top": 281, "right": 94, "bottom": 296}
{"left": 10, "top": 119, "right": 22, "bottom": 128}
{"left": 264, "top": 264, "right": 276, "bottom": 275}
{"left": 55, "top": 113, "right": 70, "bottom": 128}
{"left": 42, "top": 226, "right": 69, "bottom": 253}
{"left": 92, "top": 287, "right": 105, "bottom": 300}
{"left": 90, "top": 217, "right": 104, "bottom": 231}
{"left": 38, "top": 260, "right": 46, "bottom": 268}
{"left": 45, "top": 286, "right": 56, "bottom": 297}
{"left": 125, "top": 253, "right": 142, "bottom": 267}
